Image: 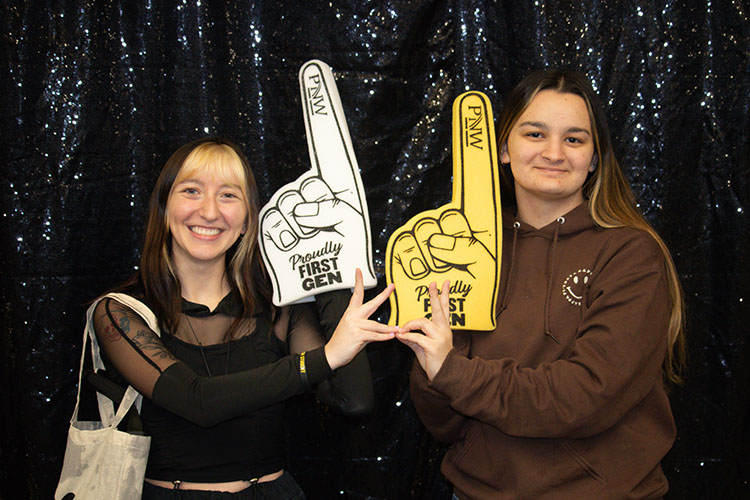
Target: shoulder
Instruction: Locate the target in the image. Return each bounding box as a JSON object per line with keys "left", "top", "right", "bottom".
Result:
{"left": 596, "top": 226, "right": 664, "bottom": 265}
{"left": 92, "top": 292, "right": 158, "bottom": 329}
{"left": 93, "top": 294, "right": 136, "bottom": 316}
{"left": 585, "top": 226, "right": 668, "bottom": 296}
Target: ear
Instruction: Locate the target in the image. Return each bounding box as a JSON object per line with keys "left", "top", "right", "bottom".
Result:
{"left": 500, "top": 143, "right": 509, "bottom": 163}
{"left": 589, "top": 154, "right": 598, "bottom": 172}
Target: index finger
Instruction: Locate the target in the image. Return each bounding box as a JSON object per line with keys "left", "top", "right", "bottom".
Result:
{"left": 427, "top": 281, "right": 451, "bottom": 328}
{"left": 451, "top": 91, "right": 501, "bottom": 237}
{"left": 299, "top": 59, "right": 364, "bottom": 211}
{"left": 350, "top": 268, "right": 365, "bottom": 307}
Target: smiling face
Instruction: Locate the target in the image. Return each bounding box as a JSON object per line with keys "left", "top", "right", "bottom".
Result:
{"left": 501, "top": 89, "right": 596, "bottom": 220}
{"left": 166, "top": 149, "right": 249, "bottom": 273}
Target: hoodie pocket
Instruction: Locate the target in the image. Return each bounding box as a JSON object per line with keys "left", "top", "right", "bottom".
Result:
{"left": 560, "top": 439, "right": 607, "bottom": 487}
{"left": 451, "top": 423, "right": 481, "bottom": 467}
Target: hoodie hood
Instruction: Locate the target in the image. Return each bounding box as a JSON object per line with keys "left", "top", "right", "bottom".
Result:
{"left": 501, "top": 201, "right": 596, "bottom": 237}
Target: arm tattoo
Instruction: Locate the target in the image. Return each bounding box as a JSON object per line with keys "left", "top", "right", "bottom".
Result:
{"left": 102, "top": 299, "right": 173, "bottom": 372}
{"left": 119, "top": 314, "right": 130, "bottom": 333}
{"left": 132, "top": 330, "right": 177, "bottom": 361}
{"left": 97, "top": 310, "right": 122, "bottom": 342}
{"left": 103, "top": 323, "right": 121, "bottom": 342}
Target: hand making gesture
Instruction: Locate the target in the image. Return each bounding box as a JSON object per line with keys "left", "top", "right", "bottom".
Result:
{"left": 324, "top": 269, "right": 398, "bottom": 370}
{"left": 396, "top": 279, "right": 453, "bottom": 381}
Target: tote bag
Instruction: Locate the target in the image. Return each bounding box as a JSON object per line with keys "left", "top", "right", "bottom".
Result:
{"left": 55, "top": 293, "right": 160, "bottom": 500}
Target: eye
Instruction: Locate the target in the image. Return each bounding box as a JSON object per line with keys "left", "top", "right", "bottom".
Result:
{"left": 525, "top": 131, "right": 543, "bottom": 139}
{"left": 221, "top": 191, "right": 241, "bottom": 200}
{"left": 182, "top": 187, "right": 199, "bottom": 195}
{"left": 565, "top": 135, "right": 589, "bottom": 145}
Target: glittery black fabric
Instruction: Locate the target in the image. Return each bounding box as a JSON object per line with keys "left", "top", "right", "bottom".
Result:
{"left": 1, "top": 1, "right": 748, "bottom": 499}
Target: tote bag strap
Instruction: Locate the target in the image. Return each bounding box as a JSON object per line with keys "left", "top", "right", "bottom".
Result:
{"left": 71, "top": 293, "right": 161, "bottom": 427}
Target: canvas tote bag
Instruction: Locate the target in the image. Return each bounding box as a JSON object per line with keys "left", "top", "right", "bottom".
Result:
{"left": 55, "top": 293, "right": 160, "bottom": 500}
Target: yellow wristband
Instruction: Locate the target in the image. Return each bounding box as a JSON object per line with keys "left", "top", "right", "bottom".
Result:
{"left": 299, "top": 351, "right": 309, "bottom": 388}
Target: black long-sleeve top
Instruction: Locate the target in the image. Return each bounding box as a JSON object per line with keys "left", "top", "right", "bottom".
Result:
{"left": 93, "top": 289, "right": 372, "bottom": 482}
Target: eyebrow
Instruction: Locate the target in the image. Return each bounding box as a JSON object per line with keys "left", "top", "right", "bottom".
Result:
{"left": 518, "top": 121, "right": 591, "bottom": 136}
{"left": 175, "top": 178, "right": 242, "bottom": 189}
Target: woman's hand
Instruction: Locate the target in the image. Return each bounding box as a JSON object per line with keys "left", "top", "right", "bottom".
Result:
{"left": 396, "top": 280, "right": 453, "bottom": 382}
{"left": 324, "top": 269, "right": 398, "bottom": 370}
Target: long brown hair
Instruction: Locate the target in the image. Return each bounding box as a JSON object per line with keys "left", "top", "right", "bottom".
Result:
{"left": 121, "top": 137, "right": 273, "bottom": 338}
{"left": 496, "top": 69, "right": 686, "bottom": 384}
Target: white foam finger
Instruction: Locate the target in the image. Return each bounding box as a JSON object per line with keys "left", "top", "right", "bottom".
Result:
{"left": 299, "top": 177, "right": 335, "bottom": 202}
{"left": 261, "top": 208, "right": 299, "bottom": 252}
{"left": 299, "top": 59, "right": 363, "bottom": 211}
{"left": 278, "top": 190, "right": 317, "bottom": 237}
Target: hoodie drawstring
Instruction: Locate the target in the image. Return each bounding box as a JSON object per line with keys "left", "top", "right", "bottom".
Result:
{"left": 544, "top": 217, "right": 565, "bottom": 344}
{"left": 497, "top": 221, "right": 520, "bottom": 316}
{"left": 498, "top": 216, "right": 565, "bottom": 345}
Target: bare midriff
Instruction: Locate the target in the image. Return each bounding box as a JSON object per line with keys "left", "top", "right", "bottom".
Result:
{"left": 145, "top": 469, "right": 284, "bottom": 491}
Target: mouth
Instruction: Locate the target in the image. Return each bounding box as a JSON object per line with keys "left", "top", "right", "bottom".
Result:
{"left": 535, "top": 166, "right": 567, "bottom": 175}
{"left": 190, "top": 226, "right": 222, "bottom": 236}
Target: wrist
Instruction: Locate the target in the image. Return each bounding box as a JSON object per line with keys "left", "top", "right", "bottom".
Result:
{"left": 298, "top": 351, "right": 309, "bottom": 389}
{"left": 323, "top": 342, "right": 342, "bottom": 371}
{"left": 427, "top": 347, "right": 452, "bottom": 383}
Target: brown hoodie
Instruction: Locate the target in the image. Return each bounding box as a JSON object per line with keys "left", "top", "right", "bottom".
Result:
{"left": 410, "top": 202, "right": 675, "bottom": 500}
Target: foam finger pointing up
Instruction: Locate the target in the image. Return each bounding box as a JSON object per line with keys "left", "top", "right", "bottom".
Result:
{"left": 299, "top": 60, "right": 362, "bottom": 211}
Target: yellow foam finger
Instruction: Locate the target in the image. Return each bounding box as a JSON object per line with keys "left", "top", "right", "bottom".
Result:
{"left": 385, "top": 91, "right": 501, "bottom": 330}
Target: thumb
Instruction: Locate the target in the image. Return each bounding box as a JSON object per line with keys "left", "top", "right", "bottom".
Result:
{"left": 427, "top": 234, "right": 492, "bottom": 267}
{"left": 293, "top": 198, "right": 360, "bottom": 230}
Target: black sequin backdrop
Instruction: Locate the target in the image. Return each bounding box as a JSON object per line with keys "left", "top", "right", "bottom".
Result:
{"left": 1, "top": 1, "right": 748, "bottom": 499}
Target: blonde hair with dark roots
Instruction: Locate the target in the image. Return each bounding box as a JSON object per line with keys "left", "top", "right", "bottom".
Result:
{"left": 122, "top": 137, "right": 273, "bottom": 339}
{"left": 496, "top": 69, "right": 685, "bottom": 385}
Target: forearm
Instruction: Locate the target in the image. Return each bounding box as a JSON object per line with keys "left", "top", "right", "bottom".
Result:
{"left": 409, "top": 356, "right": 468, "bottom": 443}
{"left": 153, "top": 346, "right": 332, "bottom": 427}
{"left": 431, "top": 320, "right": 668, "bottom": 439}
{"left": 312, "top": 288, "right": 376, "bottom": 415}
{"left": 315, "top": 348, "right": 373, "bottom": 416}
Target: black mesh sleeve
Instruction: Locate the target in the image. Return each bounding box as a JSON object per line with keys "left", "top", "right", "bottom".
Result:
{"left": 313, "top": 290, "right": 375, "bottom": 417}
{"left": 94, "top": 297, "right": 333, "bottom": 427}
{"left": 152, "top": 346, "right": 331, "bottom": 427}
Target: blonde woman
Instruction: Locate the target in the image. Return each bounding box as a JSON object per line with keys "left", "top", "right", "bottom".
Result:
{"left": 93, "top": 137, "right": 397, "bottom": 499}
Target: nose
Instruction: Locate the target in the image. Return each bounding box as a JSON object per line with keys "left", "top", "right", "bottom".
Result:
{"left": 198, "top": 196, "right": 219, "bottom": 220}
{"left": 541, "top": 140, "right": 564, "bottom": 163}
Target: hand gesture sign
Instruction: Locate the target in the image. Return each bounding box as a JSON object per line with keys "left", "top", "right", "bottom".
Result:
{"left": 385, "top": 92, "right": 502, "bottom": 330}
{"left": 259, "top": 60, "right": 377, "bottom": 306}
{"left": 324, "top": 269, "right": 398, "bottom": 370}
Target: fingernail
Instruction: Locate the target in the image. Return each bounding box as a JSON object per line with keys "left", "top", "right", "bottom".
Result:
{"left": 409, "top": 258, "right": 426, "bottom": 275}
{"left": 280, "top": 230, "right": 296, "bottom": 247}
{"left": 429, "top": 234, "right": 455, "bottom": 250}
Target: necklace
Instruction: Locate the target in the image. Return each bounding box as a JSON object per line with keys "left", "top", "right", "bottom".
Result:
{"left": 184, "top": 315, "right": 231, "bottom": 377}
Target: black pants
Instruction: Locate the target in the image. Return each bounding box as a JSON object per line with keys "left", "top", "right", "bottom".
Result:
{"left": 141, "top": 472, "right": 306, "bottom": 500}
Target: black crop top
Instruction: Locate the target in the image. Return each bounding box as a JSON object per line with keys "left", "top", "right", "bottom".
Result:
{"left": 93, "top": 289, "right": 372, "bottom": 482}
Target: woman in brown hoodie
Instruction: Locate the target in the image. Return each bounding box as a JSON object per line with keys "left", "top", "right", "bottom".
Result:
{"left": 398, "top": 69, "right": 685, "bottom": 500}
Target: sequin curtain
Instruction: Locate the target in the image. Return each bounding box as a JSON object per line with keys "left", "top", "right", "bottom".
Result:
{"left": 1, "top": 1, "right": 748, "bottom": 498}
